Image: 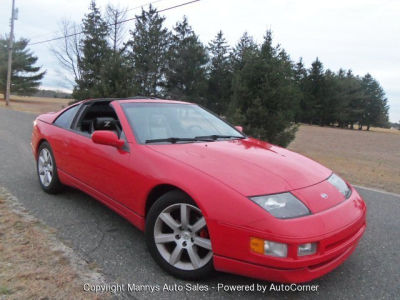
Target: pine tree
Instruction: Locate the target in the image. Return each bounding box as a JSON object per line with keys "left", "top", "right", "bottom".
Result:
{"left": 294, "top": 58, "right": 308, "bottom": 122}
{"left": 336, "top": 70, "right": 364, "bottom": 129}
{"left": 165, "top": 17, "right": 208, "bottom": 102}
{"left": 99, "top": 53, "right": 133, "bottom": 98}
{"left": 361, "top": 74, "right": 389, "bottom": 130}
{"left": 322, "top": 69, "right": 342, "bottom": 126}
{"left": 206, "top": 30, "right": 232, "bottom": 115}
{"left": 0, "top": 37, "right": 45, "bottom": 98}
{"left": 73, "top": 0, "right": 111, "bottom": 100}
{"left": 126, "top": 5, "right": 169, "bottom": 97}
{"left": 229, "top": 31, "right": 299, "bottom": 147}
{"left": 304, "top": 58, "right": 326, "bottom": 125}
{"left": 231, "top": 32, "right": 258, "bottom": 71}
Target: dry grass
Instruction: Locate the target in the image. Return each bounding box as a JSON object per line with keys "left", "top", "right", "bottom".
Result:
{"left": 289, "top": 124, "right": 400, "bottom": 194}
{"left": 0, "top": 94, "right": 70, "bottom": 115}
{"left": 0, "top": 188, "right": 109, "bottom": 300}
{"left": 370, "top": 126, "right": 400, "bottom": 135}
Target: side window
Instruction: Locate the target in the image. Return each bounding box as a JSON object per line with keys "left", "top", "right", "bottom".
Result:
{"left": 53, "top": 105, "right": 80, "bottom": 129}
{"left": 74, "top": 102, "right": 123, "bottom": 138}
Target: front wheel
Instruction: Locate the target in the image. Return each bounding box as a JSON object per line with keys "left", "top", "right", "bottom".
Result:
{"left": 145, "top": 190, "right": 213, "bottom": 280}
{"left": 37, "top": 142, "right": 63, "bottom": 194}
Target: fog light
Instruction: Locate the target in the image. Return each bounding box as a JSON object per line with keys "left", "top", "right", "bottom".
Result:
{"left": 298, "top": 242, "right": 317, "bottom": 256}
{"left": 264, "top": 240, "right": 288, "bottom": 257}
{"left": 250, "top": 238, "right": 288, "bottom": 257}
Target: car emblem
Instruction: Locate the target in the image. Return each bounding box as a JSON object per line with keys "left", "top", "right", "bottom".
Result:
{"left": 321, "top": 193, "right": 328, "bottom": 199}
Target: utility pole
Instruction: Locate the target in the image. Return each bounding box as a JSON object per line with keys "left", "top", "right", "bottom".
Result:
{"left": 5, "top": 0, "right": 17, "bottom": 106}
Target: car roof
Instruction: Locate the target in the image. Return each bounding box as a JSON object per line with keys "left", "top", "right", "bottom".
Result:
{"left": 80, "top": 97, "right": 192, "bottom": 105}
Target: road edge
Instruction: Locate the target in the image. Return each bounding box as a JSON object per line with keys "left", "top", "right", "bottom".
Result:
{"left": 353, "top": 184, "right": 400, "bottom": 198}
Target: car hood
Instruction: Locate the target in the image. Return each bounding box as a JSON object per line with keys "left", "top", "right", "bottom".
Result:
{"left": 147, "top": 138, "right": 332, "bottom": 196}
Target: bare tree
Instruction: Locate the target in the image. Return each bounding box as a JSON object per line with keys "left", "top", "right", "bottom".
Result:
{"left": 51, "top": 19, "right": 82, "bottom": 86}
{"left": 106, "top": 4, "right": 128, "bottom": 53}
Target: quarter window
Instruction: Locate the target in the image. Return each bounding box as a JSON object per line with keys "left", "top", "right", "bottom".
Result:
{"left": 54, "top": 105, "right": 80, "bottom": 129}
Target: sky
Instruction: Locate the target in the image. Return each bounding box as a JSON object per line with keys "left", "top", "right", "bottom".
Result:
{"left": 0, "top": 0, "right": 399, "bottom": 122}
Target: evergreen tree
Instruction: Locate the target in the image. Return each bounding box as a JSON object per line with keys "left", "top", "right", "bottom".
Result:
{"left": 294, "top": 57, "right": 307, "bottom": 122}
{"left": 322, "top": 69, "right": 342, "bottom": 126}
{"left": 99, "top": 52, "right": 133, "bottom": 98}
{"left": 361, "top": 74, "right": 389, "bottom": 130}
{"left": 336, "top": 70, "right": 364, "bottom": 129}
{"left": 165, "top": 17, "right": 208, "bottom": 101}
{"left": 304, "top": 58, "right": 326, "bottom": 124}
{"left": 126, "top": 5, "right": 169, "bottom": 97}
{"left": 206, "top": 30, "right": 232, "bottom": 115}
{"left": 228, "top": 33, "right": 259, "bottom": 120}
{"left": 0, "top": 37, "right": 45, "bottom": 98}
{"left": 230, "top": 32, "right": 258, "bottom": 71}
{"left": 73, "top": 0, "right": 111, "bottom": 100}
{"left": 229, "top": 31, "right": 299, "bottom": 147}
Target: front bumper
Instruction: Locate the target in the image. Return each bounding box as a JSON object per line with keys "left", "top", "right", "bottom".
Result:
{"left": 214, "top": 222, "right": 365, "bottom": 283}
{"left": 210, "top": 187, "right": 367, "bottom": 283}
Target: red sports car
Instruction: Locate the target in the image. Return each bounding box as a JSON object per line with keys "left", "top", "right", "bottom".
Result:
{"left": 31, "top": 98, "right": 366, "bottom": 282}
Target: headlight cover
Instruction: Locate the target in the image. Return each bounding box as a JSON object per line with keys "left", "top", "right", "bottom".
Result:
{"left": 327, "top": 173, "right": 351, "bottom": 199}
{"left": 250, "top": 192, "right": 310, "bottom": 219}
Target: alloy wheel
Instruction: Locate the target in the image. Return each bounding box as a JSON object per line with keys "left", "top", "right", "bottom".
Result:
{"left": 38, "top": 148, "right": 53, "bottom": 187}
{"left": 153, "top": 203, "right": 212, "bottom": 271}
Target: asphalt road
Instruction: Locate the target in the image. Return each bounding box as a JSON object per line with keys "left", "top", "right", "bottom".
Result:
{"left": 0, "top": 107, "right": 399, "bottom": 299}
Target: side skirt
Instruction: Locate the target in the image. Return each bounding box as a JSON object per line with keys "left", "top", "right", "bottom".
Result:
{"left": 58, "top": 169, "right": 145, "bottom": 231}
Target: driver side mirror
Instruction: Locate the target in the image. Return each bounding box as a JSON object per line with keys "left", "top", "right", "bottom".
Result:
{"left": 235, "top": 125, "right": 243, "bottom": 133}
{"left": 92, "top": 130, "right": 125, "bottom": 148}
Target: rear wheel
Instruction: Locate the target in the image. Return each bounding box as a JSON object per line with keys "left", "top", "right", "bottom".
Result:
{"left": 145, "top": 190, "right": 213, "bottom": 280}
{"left": 37, "top": 142, "right": 63, "bottom": 194}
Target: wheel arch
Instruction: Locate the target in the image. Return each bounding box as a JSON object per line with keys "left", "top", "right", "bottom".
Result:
{"left": 34, "top": 138, "right": 48, "bottom": 159}
{"left": 145, "top": 184, "right": 196, "bottom": 218}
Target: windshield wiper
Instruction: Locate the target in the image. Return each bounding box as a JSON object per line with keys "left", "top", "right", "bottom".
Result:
{"left": 145, "top": 137, "right": 199, "bottom": 144}
{"left": 145, "top": 135, "right": 244, "bottom": 144}
{"left": 194, "top": 134, "right": 245, "bottom": 141}
{"left": 145, "top": 137, "right": 215, "bottom": 144}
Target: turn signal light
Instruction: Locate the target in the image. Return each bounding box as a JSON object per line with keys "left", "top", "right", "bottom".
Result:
{"left": 250, "top": 237, "right": 264, "bottom": 254}
{"left": 250, "top": 237, "right": 288, "bottom": 257}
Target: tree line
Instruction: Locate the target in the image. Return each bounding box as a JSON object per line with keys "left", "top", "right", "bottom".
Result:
{"left": 1, "top": 1, "right": 390, "bottom": 146}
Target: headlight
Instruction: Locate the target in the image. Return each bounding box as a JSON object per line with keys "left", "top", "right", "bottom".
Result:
{"left": 250, "top": 192, "right": 310, "bottom": 219}
{"left": 327, "top": 173, "right": 351, "bottom": 199}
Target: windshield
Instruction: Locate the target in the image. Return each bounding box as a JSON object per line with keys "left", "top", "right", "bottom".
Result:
{"left": 121, "top": 102, "right": 244, "bottom": 144}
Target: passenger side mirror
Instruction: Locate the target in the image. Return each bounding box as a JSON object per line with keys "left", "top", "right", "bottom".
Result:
{"left": 92, "top": 130, "right": 125, "bottom": 148}
{"left": 235, "top": 125, "right": 243, "bottom": 133}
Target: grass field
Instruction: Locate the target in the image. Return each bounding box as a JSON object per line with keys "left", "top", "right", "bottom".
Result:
{"left": 0, "top": 94, "right": 70, "bottom": 114}
{"left": 1, "top": 96, "right": 399, "bottom": 194}
{"left": 289, "top": 124, "right": 400, "bottom": 194}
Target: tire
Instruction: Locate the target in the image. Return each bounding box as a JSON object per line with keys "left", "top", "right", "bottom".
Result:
{"left": 37, "top": 141, "right": 63, "bottom": 194}
{"left": 145, "top": 190, "right": 214, "bottom": 280}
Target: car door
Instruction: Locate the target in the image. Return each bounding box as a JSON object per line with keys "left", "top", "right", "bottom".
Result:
{"left": 66, "top": 102, "right": 135, "bottom": 205}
